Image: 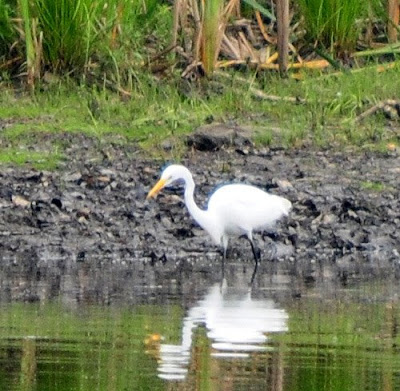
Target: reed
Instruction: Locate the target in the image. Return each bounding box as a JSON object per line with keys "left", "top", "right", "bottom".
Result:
{"left": 201, "top": 0, "right": 224, "bottom": 75}
{"left": 18, "top": 0, "right": 36, "bottom": 86}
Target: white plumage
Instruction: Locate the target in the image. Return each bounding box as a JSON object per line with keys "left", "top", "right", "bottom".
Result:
{"left": 147, "top": 164, "right": 292, "bottom": 265}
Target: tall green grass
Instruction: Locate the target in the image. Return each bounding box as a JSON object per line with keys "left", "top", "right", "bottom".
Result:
{"left": 98, "top": 0, "right": 161, "bottom": 43}
{"left": 34, "top": 0, "right": 94, "bottom": 71}
{"left": 0, "top": 0, "right": 169, "bottom": 83}
{"left": 92, "top": 0, "right": 165, "bottom": 88}
{"left": 0, "top": 0, "right": 15, "bottom": 57}
{"left": 298, "top": 0, "right": 379, "bottom": 57}
{"left": 35, "top": 0, "right": 164, "bottom": 72}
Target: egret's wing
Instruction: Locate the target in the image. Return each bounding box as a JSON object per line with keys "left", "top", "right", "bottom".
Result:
{"left": 208, "top": 184, "right": 291, "bottom": 233}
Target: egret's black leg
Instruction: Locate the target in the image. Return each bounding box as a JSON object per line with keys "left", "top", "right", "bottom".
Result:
{"left": 249, "top": 240, "right": 261, "bottom": 263}
{"left": 248, "top": 238, "right": 261, "bottom": 284}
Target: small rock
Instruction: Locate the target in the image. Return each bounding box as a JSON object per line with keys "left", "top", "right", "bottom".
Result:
{"left": 143, "top": 166, "right": 156, "bottom": 175}
{"left": 97, "top": 175, "right": 111, "bottom": 183}
{"left": 347, "top": 209, "right": 358, "bottom": 219}
{"left": 235, "top": 148, "right": 250, "bottom": 155}
{"left": 160, "top": 194, "right": 182, "bottom": 205}
{"left": 76, "top": 208, "right": 91, "bottom": 219}
{"left": 51, "top": 198, "right": 62, "bottom": 209}
{"left": 272, "top": 178, "right": 294, "bottom": 192}
{"left": 63, "top": 172, "right": 82, "bottom": 182}
{"left": 321, "top": 213, "right": 337, "bottom": 225}
{"left": 99, "top": 168, "right": 116, "bottom": 178}
{"left": 187, "top": 123, "right": 253, "bottom": 151}
{"left": 78, "top": 216, "right": 88, "bottom": 224}
{"left": 12, "top": 195, "right": 30, "bottom": 208}
{"left": 70, "top": 191, "right": 86, "bottom": 200}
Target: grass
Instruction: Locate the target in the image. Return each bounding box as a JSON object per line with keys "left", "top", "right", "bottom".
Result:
{"left": 32, "top": 0, "right": 164, "bottom": 73}
{"left": 0, "top": 0, "right": 171, "bottom": 87}
{"left": 0, "top": 61, "right": 399, "bottom": 169}
{"left": 297, "top": 0, "right": 382, "bottom": 58}
{"left": 34, "top": 0, "right": 94, "bottom": 71}
{"left": 0, "top": 0, "right": 15, "bottom": 57}
{"left": 0, "top": 147, "right": 62, "bottom": 170}
{"left": 360, "top": 181, "right": 386, "bottom": 192}
{"left": 0, "top": 0, "right": 389, "bottom": 93}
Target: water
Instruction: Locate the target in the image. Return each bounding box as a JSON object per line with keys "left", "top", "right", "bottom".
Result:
{"left": 1, "top": 261, "right": 400, "bottom": 391}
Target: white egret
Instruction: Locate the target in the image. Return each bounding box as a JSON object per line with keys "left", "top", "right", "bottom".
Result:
{"left": 147, "top": 164, "right": 292, "bottom": 271}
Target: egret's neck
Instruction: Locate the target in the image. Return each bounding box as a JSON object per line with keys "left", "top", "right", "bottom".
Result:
{"left": 183, "top": 176, "right": 217, "bottom": 242}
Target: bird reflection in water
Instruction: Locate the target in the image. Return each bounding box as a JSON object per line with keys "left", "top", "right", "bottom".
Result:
{"left": 153, "top": 281, "right": 288, "bottom": 381}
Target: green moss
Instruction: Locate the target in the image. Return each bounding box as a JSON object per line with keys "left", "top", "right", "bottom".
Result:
{"left": 360, "top": 180, "right": 386, "bottom": 192}
{"left": 0, "top": 147, "right": 63, "bottom": 170}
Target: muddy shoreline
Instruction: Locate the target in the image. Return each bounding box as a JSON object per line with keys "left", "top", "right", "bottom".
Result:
{"left": 1, "top": 135, "right": 399, "bottom": 302}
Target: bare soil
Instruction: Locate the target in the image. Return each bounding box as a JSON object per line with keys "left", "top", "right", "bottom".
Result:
{"left": 1, "top": 133, "right": 399, "bottom": 303}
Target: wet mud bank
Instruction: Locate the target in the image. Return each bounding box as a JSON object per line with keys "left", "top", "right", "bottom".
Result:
{"left": 1, "top": 136, "right": 400, "bottom": 302}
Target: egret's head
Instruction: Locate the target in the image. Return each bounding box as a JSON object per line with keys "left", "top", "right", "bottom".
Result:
{"left": 147, "top": 164, "right": 191, "bottom": 199}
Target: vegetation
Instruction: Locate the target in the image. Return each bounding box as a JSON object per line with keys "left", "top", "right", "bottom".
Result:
{"left": 0, "top": 0, "right": 396, "bottom": 83}
{"left": 0, "top": 0, "right": 15, "bottom": 56}
{"left": 0, "top": 0, "right": 399, "bottom": 168}
{"left": 0, "top": 0, "right": 170, "bottom": 85}
{"left": 297, "top": 0, "right": 384, "bottom": 58}
{"left": 360, "top": 180, "right": 386, "bottom": 191}
{"left": 201, "top": 0, "right": 224, "bottom": 74}
{"left": 0, "top": 60, "right": 399, "bottom": 169}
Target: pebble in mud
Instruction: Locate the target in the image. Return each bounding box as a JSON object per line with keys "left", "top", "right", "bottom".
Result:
{"left": 0, "top": 134, "right": 400, "bottom": 301}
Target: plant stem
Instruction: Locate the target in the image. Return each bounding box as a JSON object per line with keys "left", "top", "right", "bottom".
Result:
{"left": 19, "top": 0, "right": 36, "bottom": 89}
{"left": 276, "top": 0, "right": 289, "bottom": 75}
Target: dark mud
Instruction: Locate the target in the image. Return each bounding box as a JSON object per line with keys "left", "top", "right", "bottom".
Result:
{"left": 1, "top": 134, "right": 399, "bottom": 303}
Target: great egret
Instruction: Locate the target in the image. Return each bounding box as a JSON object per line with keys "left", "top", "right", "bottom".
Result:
{"left": 147, "top": 164, "right": 292, "bottom": 272}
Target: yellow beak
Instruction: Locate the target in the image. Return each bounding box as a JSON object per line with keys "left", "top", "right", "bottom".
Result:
{"left": 147, "top": 178, "right": 167, "bottom": 199}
